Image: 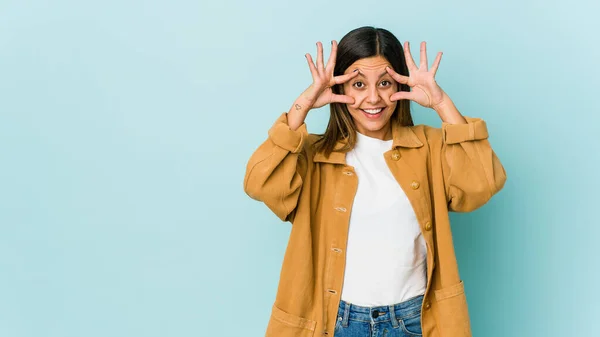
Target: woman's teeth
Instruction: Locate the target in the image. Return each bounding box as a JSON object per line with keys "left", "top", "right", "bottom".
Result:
{"left": 362, "top": 108, "right": 383, "bottom": 115}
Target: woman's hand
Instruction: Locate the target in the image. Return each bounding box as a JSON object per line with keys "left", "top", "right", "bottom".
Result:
{"left": 300, "top": 40, "right": 359, "bottom": 110}
{"left": 386, "top": 41, "right": 447, "bottom": 110}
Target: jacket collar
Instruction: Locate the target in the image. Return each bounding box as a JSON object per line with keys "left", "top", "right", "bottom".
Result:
{"left": 313, "top": 121, "right": 423, "bottom": 164}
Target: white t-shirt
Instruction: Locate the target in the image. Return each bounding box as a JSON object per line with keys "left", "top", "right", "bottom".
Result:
{"left": 340, "top": 130, "right": 428, "bottom": 306}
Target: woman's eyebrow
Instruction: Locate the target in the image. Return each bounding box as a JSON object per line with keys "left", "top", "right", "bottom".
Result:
{"left": 354, "top": 69, "right": 390, "bottom": 78}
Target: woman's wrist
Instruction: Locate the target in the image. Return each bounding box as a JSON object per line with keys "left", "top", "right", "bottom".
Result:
{"left": 287, "top": 95, "right": 312, "bottom": 131}
{"left": 433, "top": 92, "right": 467, "bottom": 124}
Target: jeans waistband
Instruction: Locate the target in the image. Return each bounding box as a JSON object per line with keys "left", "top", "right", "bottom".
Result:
{"left": 337, "top": 294, "right": 424, "bottom": 323}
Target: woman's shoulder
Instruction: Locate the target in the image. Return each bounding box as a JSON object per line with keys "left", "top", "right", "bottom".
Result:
{"left": 305, "top": 133, "right": 326, "bottom": 155}
{"left": 404, "top": 123, "right": 444, "bottom": 147}
{"left": 306, "top": 133, "right": 324, "bottom": 145}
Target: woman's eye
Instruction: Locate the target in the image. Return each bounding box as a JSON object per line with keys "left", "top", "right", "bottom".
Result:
{"left": 352, "top": 81, "right": 391, "bottom": 89}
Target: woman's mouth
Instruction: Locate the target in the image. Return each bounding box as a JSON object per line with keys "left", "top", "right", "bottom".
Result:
{"left": 360, "top": 107, "right": 385, "bottom": 119}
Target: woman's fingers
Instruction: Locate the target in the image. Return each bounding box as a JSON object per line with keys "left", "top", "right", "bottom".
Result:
{"left": 385, "top": 67, "right": 409, "bottom": 85}
{"left": 404, "top": 41, "right": 418, "bottom": 71}
{"left": 430, "top": 51, "right": 443, "bottom": 76}
{"left": 305, "top": 53, "right": 318, "bottom": 78}
{"left": 390, "top": 90, "right": 415, "bottom": 102}
{"left": 316, "top": 41, "right": 325, "bottom": 72}
{"left": 325, "top": 40, "right": 338, "bottom": 73}
{"left": 331, "top": 93, "right": 355, "bottom": 104}
{"left": 420, "top": 41, "right": 428, "bottom": 70}
{"left": 333, "top": 70, "right": 359, "bottom": 85}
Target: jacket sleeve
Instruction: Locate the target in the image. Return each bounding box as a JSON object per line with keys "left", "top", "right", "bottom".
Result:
{"left": 440, "top": 116, "right": 507, "bottom": 212}
{"left": 243, "top": 112, "right": 309, "bottom": 222}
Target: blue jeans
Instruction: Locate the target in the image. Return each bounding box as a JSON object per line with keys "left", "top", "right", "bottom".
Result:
{"left": 334, "top": 294, "right": 424, "bottom": 337}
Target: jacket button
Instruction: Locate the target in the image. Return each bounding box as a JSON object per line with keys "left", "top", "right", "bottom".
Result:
{"left": 343, "top": 171, "right": 353, "bottom": 176}
{"left": 411, "top": 181, "right": 420, "bottom": 189}
{"left": 424, "top": 301, "right": 431, "bottom": 309}
{"left": 425, "top": 221, "right": 432, "bottom": 231}
{"left": 391, "top": 152, "right": 400, "bottom": 160}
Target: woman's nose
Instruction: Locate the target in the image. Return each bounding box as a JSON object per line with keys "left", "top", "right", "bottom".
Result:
{"left": 368, "top": 87, "right": 381, "bottom": 104}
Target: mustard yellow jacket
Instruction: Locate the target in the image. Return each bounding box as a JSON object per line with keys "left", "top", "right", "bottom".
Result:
{"left": 243, "top": 112, "right": 507, "bottom": 337}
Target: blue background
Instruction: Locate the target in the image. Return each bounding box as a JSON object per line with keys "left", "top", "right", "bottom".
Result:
{"left": 1, "top": 0, "right": 598, "bottom": 336}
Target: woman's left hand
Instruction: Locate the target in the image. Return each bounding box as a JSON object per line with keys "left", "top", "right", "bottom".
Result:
{"left": 386, "top": 41, "right": 447, "bottom": 110}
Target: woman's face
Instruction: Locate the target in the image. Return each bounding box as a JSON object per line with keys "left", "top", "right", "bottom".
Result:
{"left": 342, "top": 55, "right": 399, "bottom": 140}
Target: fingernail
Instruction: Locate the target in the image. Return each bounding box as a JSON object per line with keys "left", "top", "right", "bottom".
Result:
{"left": 331, "top": 40, "right": 333, "bottom": 45}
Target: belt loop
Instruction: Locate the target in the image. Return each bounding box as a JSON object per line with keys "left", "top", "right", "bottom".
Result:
{"left": 389, "top": 304, "right": 399, "bottom": 328}
{"left": 342, "top": 301, "right": 350, "bottom": 328}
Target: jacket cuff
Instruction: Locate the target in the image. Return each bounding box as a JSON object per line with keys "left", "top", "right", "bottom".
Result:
{"left": 441, "top": 116, "right": 489, "bottom": 144}
{"left": 267, "top": 112, "right": 308, "bottom": 153}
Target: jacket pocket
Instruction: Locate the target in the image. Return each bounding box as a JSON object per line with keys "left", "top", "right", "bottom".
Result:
{"left": 265, "top": 304, "right": 317, "bottom": 337}
{"left": 432, "top": 280, "right": 472, "bottom": 337}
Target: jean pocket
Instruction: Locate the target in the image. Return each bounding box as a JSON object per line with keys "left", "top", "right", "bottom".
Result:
{"left": 265, "top": 304, "right": 317, "bottom": 337}
{"left": 398, "top": 311, "right": 422, "bottom": 336}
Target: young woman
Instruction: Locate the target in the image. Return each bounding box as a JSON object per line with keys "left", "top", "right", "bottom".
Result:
{"left": 244, "top": 26, "right": 506, "bottom": 337}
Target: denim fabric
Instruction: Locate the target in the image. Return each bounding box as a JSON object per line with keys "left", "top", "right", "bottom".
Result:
{"left": 334, "top": 295, "right": 424, "bottom": 337}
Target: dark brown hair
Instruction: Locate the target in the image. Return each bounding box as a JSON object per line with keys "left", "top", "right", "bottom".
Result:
{"left": 313, "top": 26, "right": 414, "bottom": 158}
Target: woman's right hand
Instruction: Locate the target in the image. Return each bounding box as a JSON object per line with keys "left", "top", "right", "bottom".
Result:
{"left": 301, "top": 40, "right": 359, "bottom": 110}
